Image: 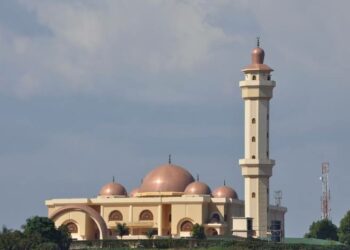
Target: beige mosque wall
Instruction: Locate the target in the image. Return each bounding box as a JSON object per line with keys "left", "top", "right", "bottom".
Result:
{"left": 171, "top": 203, "right": 203, "bottom": 234}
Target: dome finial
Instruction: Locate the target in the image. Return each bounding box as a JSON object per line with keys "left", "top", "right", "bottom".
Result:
{"left": 224, "top": 179, "right": 226, "bottom": 186}
{"left": 257, "top": 36, "right": 260, "bottom": 48}
{"left": 112, "top": 176, "right": 115, "bottom": 183}
{"left": 168, "top": 154, "right": 172, "bottom": 164}
{"left": 196, "top": 174, "right": 199, "bottom": 181}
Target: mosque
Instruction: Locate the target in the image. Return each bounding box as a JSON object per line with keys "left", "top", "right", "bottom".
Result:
{"left": 45, "top": 44, "right": 287, "bottom": 241}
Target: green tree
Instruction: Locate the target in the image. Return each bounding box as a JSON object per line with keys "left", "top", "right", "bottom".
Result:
{"left": 146, "top": 228, "right": 156, "bottom": 239}
{"left": 304, "top": 219, "right": 338, "bottom": 241}
{"left": 0, "top": 226, "right": 25, "bottom": 250}
{"left": 191, "top": 223, "right": 206, "bottom": 239}
{"left": 116, "top": 223, "right": 129, "bottom": 239}
{"left": 0, "top": 217, "right": 71, "bottom": 250}
{"left": 338, "top": 210, "right": 350, "bottom": 245}
{"left": 23, "top": 216, "right": 71, "bottom": 249}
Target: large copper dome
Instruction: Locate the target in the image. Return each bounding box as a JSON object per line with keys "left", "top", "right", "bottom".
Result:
{"left": 212, "top": 185, "right": 238, "bottom": 199}
{"left": 139, "top": 163, "right": 195, "bottom": 193}
{"left": 184, "top": 181, "right": 211, "bottom": 195}
{"left": 99, "top": 182, "right": 127, "bottom": 196}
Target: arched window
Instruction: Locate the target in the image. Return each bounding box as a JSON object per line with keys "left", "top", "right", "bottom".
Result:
{"left": 252, "top": 155, "right": 256, "bottom": 159}
{"left": 252, "top": 192, "right": 256, "bottom": 198}
{"left": 180, "top": 220, "right": 193, "bottom": 232}
{"left": 66, "top": 222, "right": 78, "bottom": 233}
{"left": 252, "top": 75, "right": 256, "bottom": 80}
{"left": 267, "top": 75, "right": 271, "bottom": 80}
{"left": 210, "top": 213, "right": 220, "bottom": 223}
{"left": 252, "top": 136, "right": 256, "bottom": 142}
{"left": 252, "top": 118, "right": 256, "bottom": 124}
{"left": 109, "top": 210, "right": 123, "bottom": 221}
{"left": 206, "top": 228, "right": 218, "bottom": 236}
{"left": 139, "top": 210, "right": 153, "bottom": 221}
{"left": 267, "top": 151, "right": 269, "bottom": 157}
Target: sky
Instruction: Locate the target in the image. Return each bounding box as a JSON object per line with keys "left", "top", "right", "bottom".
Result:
{"left": 0, "top": 0, "right": 349, "bottom": 237}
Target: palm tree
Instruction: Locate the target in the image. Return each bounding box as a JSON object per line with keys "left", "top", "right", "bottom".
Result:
{"left": 146, "top": 228, "right": 155, "bottom": 239}
{"left": 116, "top": 223, "right": 129, "bottom": 239}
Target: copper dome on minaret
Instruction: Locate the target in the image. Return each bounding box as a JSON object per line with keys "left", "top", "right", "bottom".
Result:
{"left": 184, "top": 181, "right": 211, "bottom": 195}
{"left": 242, "top": 38, "right": 273, "bottom": 72}
{"left": 212, "top": 185, "right": 238, "bottom": 199}
{"left": 139, "top": 160, "right": 195, "bottom": 193}
{"left": 99, "top": 180, "right": 127, "bottom": 197}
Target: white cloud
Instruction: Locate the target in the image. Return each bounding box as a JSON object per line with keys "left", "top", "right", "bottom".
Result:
{"left": 1, "top": 0, "right": 234, "bottom": 98}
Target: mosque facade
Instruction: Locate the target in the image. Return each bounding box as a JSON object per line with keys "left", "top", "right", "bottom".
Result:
{"left": 45, "top": 45, "right": 287, "bottom": 241}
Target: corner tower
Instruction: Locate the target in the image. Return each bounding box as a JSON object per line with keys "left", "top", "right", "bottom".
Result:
{"left": 239, "top": 41, "right": 275, "bottom": 238}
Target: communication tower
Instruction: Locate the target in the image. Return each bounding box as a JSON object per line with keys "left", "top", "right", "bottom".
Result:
{"left": 321, "top": 162, "right": 331, "bottom": 220}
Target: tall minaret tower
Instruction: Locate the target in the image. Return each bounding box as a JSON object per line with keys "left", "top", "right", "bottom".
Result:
{"left": 239, "top": 40, "right": 276, "bottom": 238}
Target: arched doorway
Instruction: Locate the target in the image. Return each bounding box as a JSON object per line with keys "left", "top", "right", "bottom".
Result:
{"left": 177, "top": 219, "right": 194, "bottom": 237}
{"left": 206, "top": 227, "right": 218, "bottom": 236}
{"left": 180, "top": 220, "right": 194, "bottom": 232}
{"left": 49, "top": 205, "right": 108, "bottom": 240}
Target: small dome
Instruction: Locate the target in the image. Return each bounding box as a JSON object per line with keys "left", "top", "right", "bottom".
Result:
{"left": 139, "top": 163, "right": 195, "bottom": 193}
{"left": 99, "top": 182, "right": 127, "bottom": 196}
{"left": 130, "top": 187, "right": 140, "bottom": 197}
{"left": 243, "top": 45, "right": 273, "bottom": 72}
{"left": 184, "top": 181, "right": 211, "bottom": 195}
{"left": 212, "top": 185, "right": 238, "bottom": 199}
{"left": 251, "top": 47, "right": 265, "bottom": 64}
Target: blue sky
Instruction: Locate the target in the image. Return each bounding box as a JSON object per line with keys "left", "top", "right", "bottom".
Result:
{"left": 0, "top": 0, "right": 349, "bottom": 237}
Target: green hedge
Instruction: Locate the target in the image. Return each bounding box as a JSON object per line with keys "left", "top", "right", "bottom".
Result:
{"left": 70, "top": 238, "right": 348, "bottom": 250}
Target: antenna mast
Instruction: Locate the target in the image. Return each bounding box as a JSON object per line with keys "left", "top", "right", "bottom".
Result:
{"left": 274, "top": 190, "right": 282, "bottom": 207}
{"left": 321, "top": 162, "right": 331, "bottom": 220}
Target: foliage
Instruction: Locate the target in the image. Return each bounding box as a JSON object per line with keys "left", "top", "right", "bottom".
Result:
{"left": 34, "top": 242, "right": 60, "bottom": 250}
{"left": 304, "top": 219, "right": 338, "bottom": 241}
{"left": 146, "top": 228, "right": 156, "bottom": 239}
{"left": 0, "top": 216, "right": 71, "bottom": 250}
{"left": 70, "top": 238, "right": 349, "bottom": 250}
{"left": 116, "top": 223, "right": 129, "bottom": 239}
{"left": 191, "top": 223, "right": 206, "bottom": 239}
{"left": 338, "top": 210, "right": 350, "bottom": 245}
{"left": 0, "top": 226, "right": 25, "bottom": 250}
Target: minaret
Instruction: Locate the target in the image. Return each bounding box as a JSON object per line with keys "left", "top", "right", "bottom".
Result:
{"left": 239, "top": 40, "right": 275, "bottom": 238}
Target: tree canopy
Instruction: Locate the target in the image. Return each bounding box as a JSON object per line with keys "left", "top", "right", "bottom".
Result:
{"left": 338, "top": 210, "right": 350, "bottom": 245}
{"left": 0, "top": 216, "right": 71, "bottom": 250}
{"left": 304, "top": 219, "right": 338, "bottom": 241}
{"left": 191, "top": 223, "right": 206, "bottom": 239}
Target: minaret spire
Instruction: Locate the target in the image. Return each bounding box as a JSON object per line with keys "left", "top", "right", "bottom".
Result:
{"left": 256, "top": 36, "right": 260, "bottom": 47}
